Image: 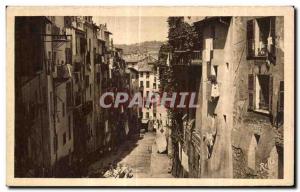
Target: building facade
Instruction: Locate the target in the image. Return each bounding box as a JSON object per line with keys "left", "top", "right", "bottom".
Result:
{"left": 166, "top": 16, "right": 284, "bottom": 179}
{"left": 14, "top": 16, "right": 132, "bottom": 177}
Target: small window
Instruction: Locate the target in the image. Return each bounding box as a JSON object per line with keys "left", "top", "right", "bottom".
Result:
{"left": 153, "top": 83, "right": 156, "bottom": 89}
{"left": 146, "top": 81, "right": 150, "bottom": 88}
{"left": 146, "top": 112, "right": 150, "bottom": 119}
{"left": 140, "top": 72, "right": 143, "bottom": 77}
{"left": 140, "top": 81, "right": 143, "bottom": 87}
{"left": 247, "top": 17, "right": 275, "bottom": 58}
{"left": 146, "top": 72, "right": 150, "bottom": 78}
{"left": 248, "top": 74, "right": 272, "bottom": 114}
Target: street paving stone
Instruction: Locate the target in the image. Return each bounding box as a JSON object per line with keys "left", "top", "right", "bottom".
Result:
{"left": 88, "top": 132, "right": 173, "bottom": 178}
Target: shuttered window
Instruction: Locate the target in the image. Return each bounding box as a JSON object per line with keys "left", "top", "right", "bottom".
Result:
{"left": 247, "top": 20, "right": 255, "bottom": 58}
{"left": 269, "top": 76, "right": 273, "bottom": 112}
{"left": 279, "top": 81, "right": 284, "bottom": 112}
{"left": 248, "top": 74, "right": 254, "bottom": 110}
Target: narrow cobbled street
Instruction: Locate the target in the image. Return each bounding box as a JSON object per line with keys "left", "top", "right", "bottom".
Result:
{"left": 88, "top": 132, "right": 173, "bottom": 178}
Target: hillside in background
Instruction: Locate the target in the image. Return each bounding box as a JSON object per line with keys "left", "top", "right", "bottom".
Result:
{"left": 115, "top": 41, "right": 166, "bottom": 55}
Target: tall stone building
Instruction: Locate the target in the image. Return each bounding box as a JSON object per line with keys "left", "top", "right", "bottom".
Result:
{"left": 14, "top": 16, "right": 131, "bottom": 177}
{"left": 167, "top": 16, "right": 284, "bottom": 179}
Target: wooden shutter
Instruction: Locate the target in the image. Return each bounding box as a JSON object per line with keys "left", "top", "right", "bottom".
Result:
{"left": 269, "top": 75, "right": 273, "bottom": 113}
{"left": 207, "top": 61, "right": 211, "bottom": 80}
{"left": 248, "top": 74, "right": 255, "bottom": 110}
{"left": 247, "top": 20, "right": 255, "bottom": 58}
{"left": 268, "top": 17, "right": 276, "bottom": 62}
{"left": 279, "top": 81, "right": 284, "bottom": 112}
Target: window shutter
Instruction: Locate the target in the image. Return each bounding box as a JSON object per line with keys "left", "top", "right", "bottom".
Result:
{"left": 247, "top": 20, "right": 255, "bottom": 58}
{"left": 207, "top": 62, "right": 211, "bottom": 80}
{"left": 270, "top": 17, "right": 276, "bottom": 54}
{"left": 279, "top": 81, "right": 284, "bottom": 112}
{"left": 269, "top": 75, "right": 273, "bottom": 113}
{"left": 248, "top": 74, "right": 254, "bottom": 110}
{"left": 268, "top": 17, "right": 276, "bottom": 62}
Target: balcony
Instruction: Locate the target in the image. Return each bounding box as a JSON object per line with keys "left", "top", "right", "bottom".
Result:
{"left": 191, "top": 50, "right": 202, "bottom": 65}
{"left": 173, "top": 50, "right": 202, "bottom": 66}
{"left": 247, "top": 39, "right": 268, "bottom": 59}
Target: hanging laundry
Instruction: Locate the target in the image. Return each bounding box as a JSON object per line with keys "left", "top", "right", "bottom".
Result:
{"left": 204, "top": 50, "right": 211, "bottom": 62}
{"left": 178, "top": 142, "right": 182, "bottom": 161}
{"left": 166, "top": 52, "right": 170, "bottom": 66}
{"left": 205, "top": 38, "right": 213, "bottom": 51}
{"left": 267, "top": 36, "right": 273, "bottom": 53}
{"left": 211, "top": 83, "right": 220, "bottom": 98}
{"left": 211, "top": 64, "right": 216, "bottom": 76}
{"left": 181, "top": 150, "right": 189, "bottom": 172}
{"left": 125, "top": 121, "right": 129, "bottom": 135}
{"left": 66, "top": 64, "right": 72, "bottom": 78}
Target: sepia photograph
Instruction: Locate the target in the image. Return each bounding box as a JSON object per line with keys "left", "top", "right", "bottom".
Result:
{"left": 6, "top": 6, "right": 295, "bottom": 187}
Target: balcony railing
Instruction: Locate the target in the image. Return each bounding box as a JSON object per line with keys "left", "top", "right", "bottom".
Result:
{"left": 173, "top": 50, "right": 202, "bottom": 66}
{"left": 191, "top": 50, "right": 202, "bottom": 65}
{"left": 247, "top": 39, "right": 268, "bottom": 58}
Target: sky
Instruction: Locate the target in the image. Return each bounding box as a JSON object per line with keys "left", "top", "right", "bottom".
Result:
{"left": 95, "top": 16, "right": 168, "bottom": 45}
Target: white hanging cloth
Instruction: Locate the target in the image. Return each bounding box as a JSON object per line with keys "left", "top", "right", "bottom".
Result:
{"left": 66, "top": 64, "right": 72, "bottom": 78}
{"left": 181, "top": 150, "right": 189, "bottom": 172}
{"left": 205, "top": 38, "right": 213, "bottom": 51}
{"left": 166, "top": 53, "right": 170, "bottom": 66}
{"left": 211, "top": 83, "right": 220, "bottom": 98}
{"left": 211, "top": 65, "right": 216, "bottom": 76}
{"left": 204, "top": 50, "right": 211, "bottom": 62}
{"left": 125, "top": 121, "right": 129, "bottom": 135}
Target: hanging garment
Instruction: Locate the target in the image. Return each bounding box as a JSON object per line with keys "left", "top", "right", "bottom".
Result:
{"left": 66, "top": 64, "right": 72, "bottom": 78}
{"left": 204, "top": 50, "right": 211, "bottom": 62}
{"left": 211, "top": 64, "right": 216, "bottom": 76}
{"left": 178, "top": 142, "right": 182, "bottom": 161}
{"left": 205, "top": 38, "right": 213, "bottom": 50}
{"left": 211, "top": 83, "right": 220, "bottom": 98}
{"left": 125, "top": 121, "right": 129, "bottom": 135}
{"left": 166, "top": 53, "right": 170, "bottom": 66}
{"left": 181, "top": 150, "right": 189, "bottom": 172}
{"left": 267, "top": 36, "right": 273, "bottom": 53}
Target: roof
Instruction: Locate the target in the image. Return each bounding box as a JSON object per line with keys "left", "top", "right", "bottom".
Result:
{"left": 136, "top": 58, "right": 154, "bottom": 72}
{"left": 193, "top": 17, "right": 232, "bottom": 26}
{"left": 123, "top": 54, "right": 145, "bottom": 63}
